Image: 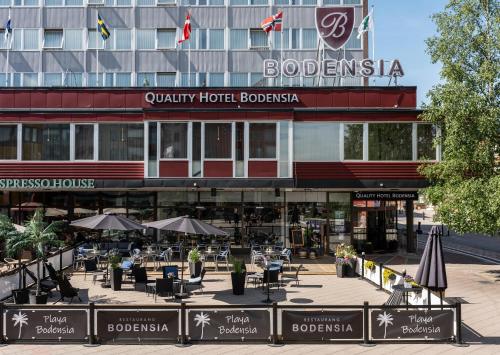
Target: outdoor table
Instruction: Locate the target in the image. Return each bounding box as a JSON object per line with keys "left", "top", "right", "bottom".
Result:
{"left": 246, "top": 272, "right": 263, "bottom": 288}
{"left": 392, "top": 284, "right": 423, "bottom": 308}
{"left": 145, "top": 280, "right": 181, "bottom": 297}
{"left": 140, "top": 251, "right": 159, "bottom": 268}
{"left": 202, "top": 250, "right": 218, "bottom": 267}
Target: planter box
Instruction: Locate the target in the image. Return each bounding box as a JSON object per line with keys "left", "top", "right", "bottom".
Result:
{"left": 231, "top": 272, "right": 246, "bottom": 295}
{"left": 110, "top": 268, "right": 123, "bottom": 291}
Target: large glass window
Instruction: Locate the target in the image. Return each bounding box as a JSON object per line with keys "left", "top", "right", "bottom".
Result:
{"left": 157, "top": 29, "right": 176, "bottom": 49}
{"left": 104, "top": 29, "right": 131, "bottom": 50}
{"left": 0, "top": 125, "right": 17, "bottom": 160}
{"left": 250, "top": 29, "right": 267, "bottom": 48}
{"left": 205, "top": 123, "right": 231, "bottom": 159}
{"left": 417, "top": 124, "right": 436, "bottom": 160}
{"left": 75, "top": 124, "right": 94, "bottom": 160}
{"left": 136, "top": 29, "right": 155, "bottom": 50}
{"left": 344, "top": 123, "right": 363, "bottom": 160}
{"left": 294, "top": 122, "right": 340, "bottom": 161}
{"left": 64, "top": 29, "right": 82, "bottom": 50}
{"left": 230, "top": 29, "right": 247, "bottom": 49}
{"left": 22, "top": 124, "right": 70, "bottom": 160}
{"left": 249, "top": 123, "right": 276, "bottom": 159}
{"left": 161, "top": 123, "right": 188, "bottom": 159}
{"left": 43, "top": 29, "right": 63, "bottom": 48}
{"left": 279, "top": 121, "right": 289, "bottom": 177}
{"left": 98, "top": 124, "right": 144, "bottom": 161}
{"left": 368, "top": 123, "right": 412, "bottom": 161}
{"left": 157, "top": 72, "right": 176, "bottom": 87}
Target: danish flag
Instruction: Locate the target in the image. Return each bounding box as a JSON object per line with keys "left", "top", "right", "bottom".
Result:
{"left": 178, "top": 13, "right": 191, "bottom": 44}
{"left": 261, "top": 11, "right": 283, "bottom": 33}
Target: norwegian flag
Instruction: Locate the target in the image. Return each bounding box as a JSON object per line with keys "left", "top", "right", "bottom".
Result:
{"left": 261, "top": 11, "right": 283, "bottom": 33}
{"left": 178, "top": 13, "right": 191, "bottom": 44}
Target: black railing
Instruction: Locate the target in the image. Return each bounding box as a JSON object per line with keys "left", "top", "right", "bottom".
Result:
{"left": 0, "top": 302, "right": 464, "bottom": 346}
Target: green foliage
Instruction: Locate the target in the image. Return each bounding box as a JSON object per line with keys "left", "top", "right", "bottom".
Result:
{"left": 24, "top": 209, "right": 63, "bottom": 259}
{"left": 109, "top": 255, "right": 122, "bottom": 269}
{"left": 364, "top": 260, "right": 376, "bottom": 271}
{"left": 0, "top": 214, "right": 16, "bottom": 242}
{"left": 230, "top": 257, "right": 246, "bottom": 274}
{"left": 187, "top": 248, "right": 201, "bottom": 263}
{"left": 335, "top": 243, "right": 357, "bottom": 259}
{"left": 383, "top": 269, "right": 396, "bottom": 285}
{"left": 420, "top": 0, "right": 500, "bottom": 235}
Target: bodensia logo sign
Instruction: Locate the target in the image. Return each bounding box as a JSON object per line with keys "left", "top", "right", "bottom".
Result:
{"left": 316, "top": 7, "right": 355, "bottom": 50}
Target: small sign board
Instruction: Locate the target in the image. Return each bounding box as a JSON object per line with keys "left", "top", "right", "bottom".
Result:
{"left": 96, "top": 310, "right": 179, "bottom": 343}
{"left": 188, "top": 310, "right": 270, "bottom": 341}
{"left": 352, "top": 191, "right": 419, "bottom": 201}
{"left": 5, "top": 309, "right": 87, "bottom": 342}
{"left": 281, "top": 311, "right": 363, "bottom": 341}
{"left": 370, "top": 310, "right": 454, "bottom": 340}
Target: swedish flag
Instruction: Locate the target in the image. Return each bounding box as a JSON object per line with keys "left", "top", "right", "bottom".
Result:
{"left": 97, "top": 14, "right": 110, "bottom": 40}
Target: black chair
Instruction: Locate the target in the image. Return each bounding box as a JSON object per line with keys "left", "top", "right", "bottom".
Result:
{"left": 162, "top": 265, "right": 179, "bottom": 280}
{"left": 185, "top": 268, "right": 206, "bottom": 295}
{"left": 54, "top": 275, "right": 81, "bottom": 304}
{"left": 262, "top": 268, "right": 280, "bottom": 289}
{"left": 153, "top": 278, "right": 174, "bottom": 302}
{"left": 281, "top": 264, "right": 303, "bottom": 286}
{"left": 24, "top": 267, "right": 57, "bottom": 295}
{"left": 133, "top": 267, "right": 154, "bottom": 291}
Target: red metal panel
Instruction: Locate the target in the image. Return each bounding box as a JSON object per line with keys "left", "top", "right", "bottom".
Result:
{"left": 348, "top": 91, "right": 365, "bottom": 107}
{"left": 30, "top": 91, "right": 47, "bottom": 108}
{"left": 77, "top": 92, "right": 93, "bottom": 108}
{"left": 364, "top": 92, "right": 380, "bottom": 107}
{"left": 93, "top": 92, "right": 110, "bottom": 108}
{"left": 159, "top": 161, "right": 189, "bottom": 178}
{"left": 14, "top": 91, "right": 31, "bottom": 108}
{"left": 0, "top": 91, "right": 14, "bottom": 108}
{"left": 0, "top": 162, "right": 144, "bottom": 179}
{"left": 248, "top": 160, "right": 277, "bottom": 178}
{"left": 204, "top": 161, "right": 233, "bottom": 177}
{"left": 61, "top": 92, "right": 78, "bottom": 108}
{"left": 332, "top": 91, "right": 349, "bottom": 107}
{"left": 109, "top": 92, "right": 126, "bottom": 108}
{"left": 294, "top": 162, "right": 425, "bottom": 180}
{"left": 46, "top": 92, "right": 62, "bottom": 108}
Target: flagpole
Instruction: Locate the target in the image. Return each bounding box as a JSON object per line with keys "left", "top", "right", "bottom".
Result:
{"left": 371, "top": 5, "right": 375, "bottom": 61}
{"left": 280, "top": 12, "right": 283, "bottom": 87}
{"left": 188, "top": 40, "right": 191, "bottom": 87}
{"left": 5, "top": 7, "right": 10, "bottom": 87}
{"left": 96, "top": 29, "right": 99, "bottom": 87}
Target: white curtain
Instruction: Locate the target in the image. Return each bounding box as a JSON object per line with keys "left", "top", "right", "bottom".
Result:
{"left": 209, "top": 73, "right": 224, "bottom": 86}
{"left": 230, "top": 73, "right": 248, "bottom": 87}
{"left": 23, "top": 73, "right": 38, "bottom": 87}
{"left": 302, "top": 29, "right": 317, "bottom": 49}
{"left": 209, "top": 29, "right": 224, "bottom": 50}
{"left": 136, "top": 29, "right": 155, "bottom": 50}
{"left": 157, "top": 73, "right": 176, "bottom": 87}
{"left": 157, "top": 29, "right": 176, "bottom": 49}
{"left": 114, "top": 29, "right": 132, "bottom": 50}
{"left": 88, "top": 30, "right": 104, "bottom": 49}
{"left": 44, "top": 73, "right": 62, "bottom": 86}
{"left": 230, "top": 29, "right": 247, "bottom": 49}
{"left": 250, "top": 30, "right": 267, "bottom": 48}
{"left": 64, "top": 29, "right": 82, "bottom": 50}
{"left": 181, "top": 73, "right": 196, "bottom": 87}
{"left": 115, "top": 73, "right": 131, "bottom": 86}
{"left": 294, "top": 122, "right": 341, "bottom": 161}
{"left": 24, "top": 29, "right": 39, "bottom": 50}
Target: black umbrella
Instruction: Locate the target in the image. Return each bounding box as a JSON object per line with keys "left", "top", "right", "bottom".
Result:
{"left": 414, "top": 225, "right": 448, "bottom": 307}
{"left": 144, "top": 216, "right": 228, "bottom": 298}
{"left": 70, "top": 213, "right": 145, "bottom": 231}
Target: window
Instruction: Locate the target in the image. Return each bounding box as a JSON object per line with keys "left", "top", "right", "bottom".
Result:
{"left": 0, "top": 125, "right": 17, "bottom": 160}
{"left": 136, "top": 0, "right": 154, "bottom": 4}
{"left": 345, "top": 28, "right": 361, "bottom": 49}
{"left": 64, "top": 29, "right": 83, "bottom": 50}
{"left": 323, "top": 0, "right": 340, "bottom": 4}
{"left": 136, "top": 29, "right": 155, "bottom": 50}
{"left": 250, "top": 73, "right": 264, "bottom": 87}
{"left": 368, "top": 123, "right": 412, "bottom": 161}
{"left": 104, "top": 29, "right": 131, "bottom": 50}
{"left": 343, "top": 123, "right": 363, "bottom": 160}
{"left": 302, "top": 29, "right": 317, "bottom": 49}
{"left": 45, "top": 0, "right": 83, "bottom": 5}
{"left": 13, "top": 73, "right": 38, "bottom": 87}
{"left": 250, "top": 123, "right": 276, "bottom": 159}
{"left": 294, "top": 122, "right": 340, "bottom": 161}
{"left": 64, "top": 72, "right": 83, "bottom": 87}
{"left": 43, "top": 73, "right": 63, "bottom": 86}
{"left": 157, "top": 29, "right": 176, "bottom": 49}
{"left": 88, "top": 72, "right": 131, "bottom": 87}
{"left": 231, "top": 0, "right": 267, "bottom": 4}
{"left": 98, "top": 124, "right": 144, "bottom": 161}
{"left": 279, "top": 121, "right": 289, "bottom": 177}
{"left": 209, "top": 73, "right": 224, "bottom": 86}
{"left": 230, "top": 29, "right": 247, "bottom": 49}
{"left": 157, "top": 72, "right": 176, "bottom": 86}
{"left": 12, "top": 29, "right": 39, "bottom": 50}
{"left": 43, "top": 30, "right": 63, "bottom": 48}
{"left": 161, "top": 123, "right": 188, "bottom": 159}
{"left": 75, "top": 125, "right": 94, "bottom": 160}
{"left": 13, "top": 0, "right": 38, "bottom": 5}
{"left": 22, "top": 124, "right": 70, "bottom": 161}
{"left": 180, "top": 73, "right": 196, "bottom": 87}
{"left": 417, "top": 124, "right": 436, "bottom": 160}
{"left": 87, "top": 29, "right": 104, "bottom": 49}
{"left": 250, "top": 29, "right": 267, "bottom": 48}
{"left": 105, "top": 0, "right": 132, "bottom": 5}
{"left": 137, "top": 72, "right": 155, "bottom": 87}
{"left": 205, "top": 123, "right": 231, "bottom": 159}
{"left": 209, "top": 29, "right": 224, "bottom": 49}
{"left": 230, "top": 73, "right": 248, "bottom": 87}
{"left": 182, "top": 0, "right": 224, "bottom": 4}
{"left": 115, "top": 72, "right": 131, "bottom": 86}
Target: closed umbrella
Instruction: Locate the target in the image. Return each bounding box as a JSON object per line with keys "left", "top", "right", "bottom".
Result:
{"left": 414, "top": 225, "right": 448, "bottom": 307}
{"left": 144, "top": 216, "right": 228, "bottom": 298}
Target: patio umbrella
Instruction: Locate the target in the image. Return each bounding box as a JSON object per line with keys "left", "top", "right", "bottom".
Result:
{"left": 45, "top": 208, "right": 68, "bottom": 217}
{"left": 70, "top": 213, "right": 145, "bottom": 231}
{"left": 414, "top": 225, "right": 448, "bottom": 307}
{"left": 73, "top": 207, "right": 97, "bottom": 215}
{"left": 144, "top": 216, "right": 228, "bottom": 298}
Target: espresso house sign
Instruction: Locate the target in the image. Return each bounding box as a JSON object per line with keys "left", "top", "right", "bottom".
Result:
{"left": 281, "top": 311, "right": 363, "bottom": 341}
{"left": 371, "top": 310, "right": 454, "bottom": 340}
{"left": 0, "top": 178, "right": 95, "bottom": 190}
{"left": 5, "top": 309, "right": 88, "bottom": 342}
{"left": 96, "top": 310, "right": 179, "bottom": 343}
{"left": 188, "top": 310, "right": 270, "bottom": 341}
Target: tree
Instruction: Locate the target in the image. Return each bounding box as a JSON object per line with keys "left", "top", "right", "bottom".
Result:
{"left": 23, "top": 209, "right": 63, "bottom": 296}
{"left": 420, "top": 0, "right": 500, "bottom": 235}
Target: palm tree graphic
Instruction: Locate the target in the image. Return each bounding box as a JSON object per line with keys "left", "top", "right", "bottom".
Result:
{"left": 194, "top": 312, "right": 211, "bottom": 340}
{"left": 376, "top": 311, "right": 394, "bottom": 339}
{"left": 12, "top": 311, "right": 29, "bottom": 339}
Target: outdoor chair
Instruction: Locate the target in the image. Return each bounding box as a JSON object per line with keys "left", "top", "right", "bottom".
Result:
{"left": 152, "top": 278, "right": 175, "bottom": 302}
{"left": 83, "top": 259, "right": 105, "bottom": 284}
{"left": 24, "top": 266, "right": 57, "bottom": 296}
{"left": 157, "top": 248, "right": 173, "bottom": 267}
{"left": 133, "top": 267, "right": 154, "bottom": 291}
{"left": 185, "top": 268, "right": 206, "bottom": 295}
{"left": 281, "top": 264, "right": 303, "bottom": 286}
{"left": 261, "top": 268, "right": 280, "bottom": 290}
{"left": 215, "top": 250, "right": 229, "bottom": 271}
{"left": 54, "top": 275, "right": 81, "bottom": 304}
{"left": 171, "top": 243, "right": 183, "bottom": 260}
{"left": 162, "top": 265, "right": 179, "bottom": 280}
{"left": 280, "top": 248, "right": 292, "bottom": 271}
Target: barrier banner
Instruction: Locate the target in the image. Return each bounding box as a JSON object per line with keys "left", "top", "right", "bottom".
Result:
{"left": 281, "top": 310, "right": 363, "bottom": 340}
{"left": 96, "top": 310, "right": 179, "bottom": 342}
{"left": 5, "top": 309, "right": 87, "bottom": 342}
{"left": 188, "top": 310, "right": 270, "bottom": 341}
{"left": 371, "top": 310, "right": 454, "bottom": 340}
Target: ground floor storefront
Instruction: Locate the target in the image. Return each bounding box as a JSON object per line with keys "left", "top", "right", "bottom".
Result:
{"left": 0, "top": 188, "right": 418, "bottom": 254}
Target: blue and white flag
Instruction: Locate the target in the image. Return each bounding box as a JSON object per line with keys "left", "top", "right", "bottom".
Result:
{"left": 4, "top": 13, "right": 12, "bottom": 44}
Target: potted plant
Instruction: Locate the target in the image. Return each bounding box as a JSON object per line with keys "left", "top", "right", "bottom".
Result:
{"left": 364, "top": 260, "right": 376, "bottom": 274}
{"left": 23, "top": 209, "right": 63, "bottom": 304}
{"left": 230, "top": 257, "right": 246, "bottom": 295}
{"left": 335, "top": 257, "right": 349, "bottom": 278}
{"left": 2, "top": 215, "right": 31, "bottom": 304}
{"left": 187, "top": 248, "right": 202, "bottom": 278}
{"left": 383, "top": 269, "right": 397, "bottom": 286}
{"left": 335, "top": 244, "right": 357, "bottom": 278}
{"left": 109, "top": 255, "right": 123, "bottom": 291}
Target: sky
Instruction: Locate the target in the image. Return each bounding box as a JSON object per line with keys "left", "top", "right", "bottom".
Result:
{"left": 369, "top": 0, "right": 448, "bottom": 106}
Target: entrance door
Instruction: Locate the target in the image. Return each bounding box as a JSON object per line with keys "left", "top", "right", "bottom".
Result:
{"left": 367, "top": 210, "right": 386, "bottom": 250}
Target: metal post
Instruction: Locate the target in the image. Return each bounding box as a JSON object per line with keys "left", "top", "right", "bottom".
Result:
{"left": 360, "top": 301, "right": 375, "bottom": 347}
{"left": 84, "top": 302, "right": 99, "bottom": 347}
{"left": 378, "top": 263, "right": 383, "bottom": 290}
{"left": 59, "top": 247, "right": 63, "bottom": 271}
{"left": 359, "top": 252, "right": 365, "bottom": 280}
{"left": 0, "top": 302, "right": 6, "bottom": 346}
{"left": 269, "top": 302, "right": 283, "bottom": 347}
{"left": 176, "top": 302, "right": 188, "bottom": 347}
{"left": 453, "top": 302, "right": 469, "bottom": 347}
